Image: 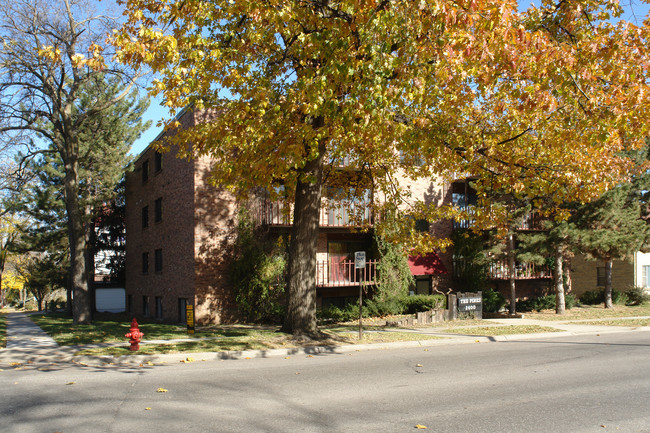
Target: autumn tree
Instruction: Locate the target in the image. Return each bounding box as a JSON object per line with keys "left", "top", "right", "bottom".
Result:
{"left": 0, "top": 0, "right": 147, "bottom": 323}
{"left": 114, "top": 0, "right": 650, "bottom": 336}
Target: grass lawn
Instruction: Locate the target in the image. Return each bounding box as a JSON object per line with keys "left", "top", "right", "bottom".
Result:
{"left": 525, "top": 304, "right": 650, "bottom": 321}
{"left": 571, "top": 318, "right": 650, "bottom": 327}
{"left": 442, "top": 325, "right": 561, "bottom": 336}
{"left": 0, "top": 314, "right": 6, "bottom": 348}
{"left": 31, "top": 312, "right": 444, "bottom": 357}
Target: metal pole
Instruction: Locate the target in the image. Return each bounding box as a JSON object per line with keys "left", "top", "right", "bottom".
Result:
{"left": 358, "top": 267, "right": 363, "bottom": 340}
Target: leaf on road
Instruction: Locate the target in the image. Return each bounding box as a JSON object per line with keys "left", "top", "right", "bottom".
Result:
{"left": 66, "top": 382, "right": 75, "bottom": 385}
{"left": 181, "top": 357, "right": 195, "bottom": 363}
{"left": 147, "top": 361, "right": 154, "bottom": 366}
{"left": 145, "top": 408, "right": 151, "bottom": 411}
{"left": 157, "top": 388, "right": 168, "bottom": 393}
{"left": 415, "top": 424, "right": 427, "bottom": 429}
{"left": 416, "top": 364, "right": 423, "bottom": 367}
{"left": 285, "top": 357, "right": 290, "bottom": 359}
{"left": 306, "top": 355, "right": 314, "bottom": 358}
{"left": 9, "top": 362, "right": 21, "bottom": 366}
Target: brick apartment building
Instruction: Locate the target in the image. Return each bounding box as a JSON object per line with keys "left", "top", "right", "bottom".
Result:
{"left": 125, "top": 109, "right": 643, "bottom": 324}
{"left": 125, "top": 109, "right": 460, "bottom": 324}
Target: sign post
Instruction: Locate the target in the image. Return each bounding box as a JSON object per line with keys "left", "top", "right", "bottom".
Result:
{"left": 354, "top": 251, "right": 366, "bottom": 340}
{"left": 186, "top": 304, "right": 195, "bottom": 334}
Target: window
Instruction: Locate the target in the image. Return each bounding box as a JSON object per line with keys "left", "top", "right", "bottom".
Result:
{"left": 178, "top": 298, "right": 189, "bottom": 323}
{"left": 142, "top": 252, "right": 149, "bottom": 274}
{"left": 155, "top": 151, "right": 162, "bottom": 172}
{"left": 142, "top": 159, "right": 149, "bottom": 183}
{"left": 597, "top": 267, "right": 606, "bottom": 287}
{"left": 155, "top": 249, "right": 163, "bottom": 272}
{"left": 643, "top": 266, "right": 650, "bottom": 288}
{"left": 142, "top": 206, "right": 149, "bottom": 228}
{"left": 155, "top": 296, "right": 163, "bottom": 319}
{"left": 142, "top": 296, "right": 150, "bottom": 317}
{"left": 154, "top": 197, "right": 162, "bottom": 222}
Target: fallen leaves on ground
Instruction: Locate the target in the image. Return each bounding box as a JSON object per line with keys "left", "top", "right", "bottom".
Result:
{"left": 145, "top": 407, "right": 151, "bottom": 411}
{"left": 415, "top": 424, "right": 427, "bottom": 429}
{"left": 66, "top": 382, "right": 75, "bottom": 385}
{"left": 156, "top": 388, "right": 168, "bottom": 393}
{"left": 180, "top": 357, "right": 195, "bottom": 363}
{"left": 416, "top": 364, "right": 423, "bottom": 367}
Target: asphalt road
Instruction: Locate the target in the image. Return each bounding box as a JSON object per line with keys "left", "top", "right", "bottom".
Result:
{"left": 2, "top": 331, "right": 649, "bottom": 433}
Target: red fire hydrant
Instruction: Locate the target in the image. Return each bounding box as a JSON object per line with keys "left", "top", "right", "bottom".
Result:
{"left": 125, "top": 318, "right": 144, "bottom": 351}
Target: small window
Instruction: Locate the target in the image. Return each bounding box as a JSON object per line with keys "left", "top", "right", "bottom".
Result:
{"left": 597, "top": 267, "right": 606, "bottom": 287}
{"left": 178, "top": 298, "right": 188, "bottom": 323}
{"left": 155, "top": 249, "right": 163, "bottom": 272}
{"left": 142, "top": 252, "right": 149, "bottom": 274}
{"left": 155, "top": 296, "right": 163, "bottom": 319}
{"left": 155, "top": 151, "right": 163, "bottom": 172}
{"left": 143, "top": 296, "right": 150, "bottom": 317}
{"left": 142, "top": 159, "right": 149, "bottom": 183}
{"left": 643, "top": 266, "right": 650, "bottom": 288}
{"left": 142, "top": 206, "right": 149, "bottom": 228}
{"left": 154, "top": 197, "right": 162, "bottom": 223}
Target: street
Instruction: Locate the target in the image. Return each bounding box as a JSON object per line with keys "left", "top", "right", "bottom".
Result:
{"left": 2, "top": 331, "right": 650, "bottom": 433}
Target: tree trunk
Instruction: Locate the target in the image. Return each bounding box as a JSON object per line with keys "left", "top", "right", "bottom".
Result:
{"left": 507, "top": 232, "right": 516, "bottom": 315}
{"left": 604, "top": 258, "right": 614, "bottom": 309}
{"left": 554, "top": 245, "right": 566, "bottom": 315}
{"left": 282, "top": 145, "right": 326, "bottom": 337}
{"left": 63, "top": 153, "right": 92, "bottom": 324}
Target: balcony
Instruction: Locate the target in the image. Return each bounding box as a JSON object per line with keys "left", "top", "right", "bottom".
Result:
{"left": 487, "top": 260, "right": 552, "bottom": 280}
{"left": 316, "top": 259, "right": 378, "bottom": 287}
{"left": 254, "top": 199, "right": 375, "bottom": 228}
{"left": 453, "top": 211, "right": 545, "bottom": 231}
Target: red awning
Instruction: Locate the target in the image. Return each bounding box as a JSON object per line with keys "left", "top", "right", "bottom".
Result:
{"left": 408, "top": 253, "right": 447, "bottom": 275}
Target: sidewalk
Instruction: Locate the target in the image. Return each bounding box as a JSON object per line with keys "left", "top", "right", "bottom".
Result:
{"left": 1, "top": 312, "right": 649, "bottom": 369}
{"left": 0, "top": 312, "right": 77, "bottom": 368}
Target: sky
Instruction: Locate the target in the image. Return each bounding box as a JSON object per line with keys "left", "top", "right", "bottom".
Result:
{"left": 128, "top": 0, "right": 650, "bottom": 157}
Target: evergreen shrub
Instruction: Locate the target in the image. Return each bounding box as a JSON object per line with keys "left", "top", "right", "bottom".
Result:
{"left": 579, "top": 288, "right": 629, "bottom": 305}
{"left": 482, "top": 289, "right": 506, "bottom": 313}
{"left": 625, "top": 286, "right": 650, "bottom": 305}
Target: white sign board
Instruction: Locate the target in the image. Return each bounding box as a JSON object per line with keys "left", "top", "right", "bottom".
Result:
{"left": 354, "top": 251, "right": 366, "bottom": 269}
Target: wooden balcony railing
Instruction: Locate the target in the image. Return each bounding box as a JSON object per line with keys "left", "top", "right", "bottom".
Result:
{"left": 453, "top": 211, "right": 546, "bottom": 231}
{"left": 254, "top": 199, "right": 375, "bottom": 227}
{"left": 487, "top": 261, "right": 552, "bottom": 280}
{"left": 316, "top": 259, "right": 378, "bottom": 287}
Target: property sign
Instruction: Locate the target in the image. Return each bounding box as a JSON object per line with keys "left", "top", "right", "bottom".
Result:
{"left": 186, "top": 304, "right": 195, "bottom": 334}
{"left": 354, "top": 251, "right": 366, "bottom": 269}
{"left": 457, "top": 292, "right": 483, "bottom": 319}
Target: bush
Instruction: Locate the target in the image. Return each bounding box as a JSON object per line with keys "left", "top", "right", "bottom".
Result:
{"left": 516, "top": 294, "right": 576, "bottom": 312}
{"left": 230, "top": 211, "right": 287, "bottom": 324}
{"left": 624, "top": 286, "right": 650, "bottom": 306}
{"left": 482, "top": 289, "right": 506, "bottom": 313}
{"left": 318, "top": 303, "right": 361, "bottom": 322}
{"left": 402, "top": 294, "right": 446, "bottom": 314}
{"left": 579, "top": 288, "right": 628, "bottom": 306}
{"left": 565, "top": 294, "right": 577, "bottom": 309}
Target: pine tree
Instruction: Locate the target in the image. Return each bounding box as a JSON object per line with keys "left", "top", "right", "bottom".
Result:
{"left": 572, "top": 183, "right": 650, "bottom": 308}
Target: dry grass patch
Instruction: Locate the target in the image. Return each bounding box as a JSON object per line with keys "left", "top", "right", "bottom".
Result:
{"left": 571, "top": 318, "right": 650, "bottom": 327}
{"left": 443, "top": 325, "right": 561, "bottom": 336}
{"left": 525, "top": 304, "right": 650, "bottom": 321}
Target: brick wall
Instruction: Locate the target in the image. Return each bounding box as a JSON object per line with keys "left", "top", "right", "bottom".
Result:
{"left": 193, "top": 155, "right": 239, "bottom": 324}
{"left": 570, "top": 254, "right": 634, "bottom": 297}
{"left": 125, "top": 135, "right": 196, "bottom": 323}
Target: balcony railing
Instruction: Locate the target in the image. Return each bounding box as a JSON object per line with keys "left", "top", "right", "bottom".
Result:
{"left": 487, "top": 260, "right": 552, "bottom": 280}
{"left": 453, "top": 211, "right": 545, "bottom": 231}
{"left": 316, "top": 259, "right": 378, "bottom": 287}
{"left": 254, "top": 199, "right": 375, "bottom": 227}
